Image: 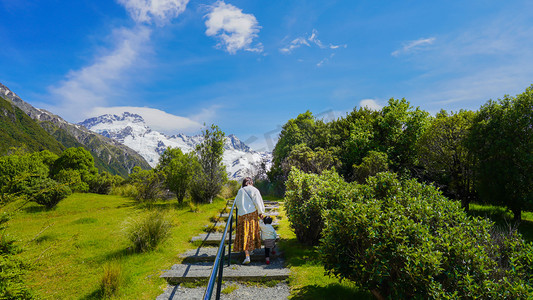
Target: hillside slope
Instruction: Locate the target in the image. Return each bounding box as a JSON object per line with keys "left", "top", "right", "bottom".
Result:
{"left": 0, "top": 83, "right": 151, "bottom": 176}
{"left": 0, "top": 96, "right": 64, "bottom": 155}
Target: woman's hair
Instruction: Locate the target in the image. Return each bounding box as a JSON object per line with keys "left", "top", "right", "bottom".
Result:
{"left": 242, "top": 177, "right": 253, "bottom": 188}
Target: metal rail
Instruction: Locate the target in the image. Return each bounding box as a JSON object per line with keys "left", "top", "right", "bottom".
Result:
{"left": 203, "top": 198, "right": 238, "bottom": 300}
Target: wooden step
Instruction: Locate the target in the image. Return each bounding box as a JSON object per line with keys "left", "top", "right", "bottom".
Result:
{"left": 180, "top": 247, "right": 282, "bottom": 263}
{"left": 161, "top": 262, "right": 290, "bottom": 284}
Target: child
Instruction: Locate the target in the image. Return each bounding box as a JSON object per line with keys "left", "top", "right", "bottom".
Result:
{"left": 259, "top": 216, "right": 277, "bottom": 265}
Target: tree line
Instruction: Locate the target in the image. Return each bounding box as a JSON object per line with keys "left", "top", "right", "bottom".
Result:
{"left": 270, "top": 85, "right": 533, "bottom": 222}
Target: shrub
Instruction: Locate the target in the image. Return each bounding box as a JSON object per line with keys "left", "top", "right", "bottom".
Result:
{"left": 219, "top": 180, "right": 240, "bottom": 199}
{"left": 23, "top": 177, "right": 72, "bottom": 209}
{"left": 100, "top": 261, "right": 123, "bottom": 298}
{"left": 284, "top": 167, "right": 356, "bottom": 245}
{"left": 88, "top": 171, "right": 123, "bottom": 195}
{"left": 53, "top": 169, "right": 89, "bottom": 192}
{"left": 318, "top": 172, "right": 533, "bottom": 299}
{"left": 110, "top": 184, "right": 138, "bottom": 198}
{"left": 129, "top": 167, "right": 164, "bottom": 202}
{"left": 124, "top": 211, "right": 172, "bottom": 252}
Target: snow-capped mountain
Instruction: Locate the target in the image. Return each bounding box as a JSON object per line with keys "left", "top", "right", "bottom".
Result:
{"left": 78, "top": 112, "right": 272, "bottom": 179}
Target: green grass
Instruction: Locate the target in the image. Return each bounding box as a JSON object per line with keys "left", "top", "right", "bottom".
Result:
{"left": 275, "top": 199, "right": 372, "bottom": 300}
{"left": 469, "top": 203, "right": 533, "bottom": 242}
{"left": 5, "top": 193, "right": 227, "bottom": 299}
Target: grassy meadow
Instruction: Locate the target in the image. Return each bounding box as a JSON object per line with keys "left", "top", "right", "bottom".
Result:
{"left": 5, "top": 193, "right": 227, "bottom": 299}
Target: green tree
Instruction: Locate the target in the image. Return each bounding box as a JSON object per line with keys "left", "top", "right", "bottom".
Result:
{"left": 467, "top": 86, "right": 533, "bottom": 221}
{"left": 51, "top": 147, "right": 98, "bottom": 184}
{"left": 281, "top": 144, "right": 339, "bottom": 175}
{"left": 129, "top": 167, "right": 164, "bottom": 202}
{"left": 352, "top": 150, "right": 389, "bottom": 183}
{"left": 157, "top": 147, "right": 198, "bottom": 203}
{"left": 374, "top": 98, "right": 429, "bottom": 174}
{"left": 417, "top": 110, "right": 476, "bottom": 208}
{"left": 190, "top": 124, "right": 227, "bottom": 203}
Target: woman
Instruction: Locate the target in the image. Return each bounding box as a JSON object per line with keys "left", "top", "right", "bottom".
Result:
{"left": 233, "top": 177, "right": 265, "bottom": 264}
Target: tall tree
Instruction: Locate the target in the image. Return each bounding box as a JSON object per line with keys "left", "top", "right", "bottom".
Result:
{"left": 190, "top": 124, "right": 227, "bottom": 203}
{"left": 417, "top": 110, "right": 476, "bottom": 208}
{"left": 157, "top": 147, "right": 198, "bottom": 204}
{"left": 467, "top": 86, "right": 533, "bottom": 221}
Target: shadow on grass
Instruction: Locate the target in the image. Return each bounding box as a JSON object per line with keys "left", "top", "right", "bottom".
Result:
{"left": 23, "top": 205, "right": 49, "bottom": 213}
{"left": 291, "top": 283, "right": 372, "bottom": 300}
{"left": 279, "top": 237, "right": 321, "bottom": 268}
{"left": 80, "top": 289, "right": 103, "bottom": 300}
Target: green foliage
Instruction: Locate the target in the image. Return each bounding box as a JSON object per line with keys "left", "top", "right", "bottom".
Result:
{"left": 87, "top": 171, "right": 123, "bottom": 195}
{"left": 318, "top": 172, "right": 533, "bottom": 299}
{"left": 190, "top": 124, "right": 227, "bottom": 203}
{"left": 219, "top": 180, "right": 241, "bottom": 199}
{"left": 124, "top": 211, "right": 173, "bottom": 252}
{"left": 22, "top": 177, "right": 72, "bottom": 209}
{"left": 0, "top": 150, "right": 51, "bottom": 194}
{"left": 51, "top": 147, "right": 98, "bottom": 180}
{"left": 281, "top": 144, "right": 339, "bottom": 175}
{"left": 54, "top": 169, "right": 89, "bottom": 192}
{"left": 129, "top": 167, "right": 164, "bottom": 202}
{"left": 284, "top": 168, "right": 356, "bottom": 245}
{"left": 417, "top": 110, "right": 476, "bottom": 207}
{"left": 0, "top": 195, "right": 34, "bottom": 299}
{"left": 270, "top": 111, "right": 331, "bottom": 186}
{"left": 352, "top": 150, "right": 389, "bottom": 183}
{"left": 0, "top": 96, "right": 64, "bottom": 156}
{"left": 467, "top": 85, "right": 533, "bottom": 221}
{"left": 157, "top": 147, "right": 198, "bottom": 203}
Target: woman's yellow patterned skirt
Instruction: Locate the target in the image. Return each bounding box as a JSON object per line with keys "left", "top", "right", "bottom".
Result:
{"left": 233, "top": 211, "right": 261, "bottom": 252}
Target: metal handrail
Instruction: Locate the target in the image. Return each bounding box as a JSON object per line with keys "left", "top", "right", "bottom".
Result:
{"left": 203, "top": 198, "right": 238, "bottom": 300}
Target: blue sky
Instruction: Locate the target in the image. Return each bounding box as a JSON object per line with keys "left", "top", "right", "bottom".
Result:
{"left": 1, "top": 0, "right": 533, "bottom": 151}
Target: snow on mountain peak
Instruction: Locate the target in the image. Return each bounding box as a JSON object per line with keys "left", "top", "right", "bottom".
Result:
{"left": 78, "top": 113, "right": 271, "bottom": 179}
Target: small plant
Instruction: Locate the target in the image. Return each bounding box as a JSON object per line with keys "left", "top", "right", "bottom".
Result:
{"left": 124, "top": 211, "right": 173, "bottom": 252}
{"left": 100, "top": 261, "right": 123, "bottom": 298}
{"left": 221, "top": 283, "right": 238, "bottom": 294}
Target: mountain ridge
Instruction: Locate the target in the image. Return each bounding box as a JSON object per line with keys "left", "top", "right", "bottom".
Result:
{"left": 0, "top": 83, "right": 151, "bottom": 177}
{"left": 78, "top": 112, "right": 272, "bottom": 179}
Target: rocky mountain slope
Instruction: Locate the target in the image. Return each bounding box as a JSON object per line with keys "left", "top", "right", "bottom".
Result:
{"left": 79, "top": 113, "right": 272, "bottom": 179}
{"left": 0, "top": 83, "right": 151, "bottom": 177}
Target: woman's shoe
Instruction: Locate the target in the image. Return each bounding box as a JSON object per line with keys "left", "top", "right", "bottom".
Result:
{"left": 265, "top": 257, "right": 270, "bottom": 265}
{"left": 242, "top": 257, "right": 251, "bottom": 265}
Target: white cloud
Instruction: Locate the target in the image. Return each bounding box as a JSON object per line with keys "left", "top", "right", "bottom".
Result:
{"left": 46, "top": 27, "right": 152, "bottom": 122}
{"left": 117, "top": 0, "right": 189, "bottom": 24}
{"left": 279, "top": 37, "right": 309, "bottom": 54}
{"left": 90, "top": 106, "right": 203, "bottom": 134}
{"left": 205, "top": 1, "right": 262, "bottom": 54}
{"left": 359, "top": 99, "right": 382, "bottom": 111}
{"left": 317, "top": 53, "right": 335, "bottom": 67}
{"left": 280, "top": 29, "right": 347, "bottom": 54}
{"left": 391, "top": 37, "right": 436, "bottom": 56}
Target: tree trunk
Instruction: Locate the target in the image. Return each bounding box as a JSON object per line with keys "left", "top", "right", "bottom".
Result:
{"left": 512, "top": 207, "right": 522, "bottom": 223}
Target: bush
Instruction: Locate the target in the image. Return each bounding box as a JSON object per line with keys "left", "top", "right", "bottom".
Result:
{"left": 284, "top": 167, "right": 356, "bottom": 245}
{"left": 53, "top": 169, "right": 89, "bottom": 192}
{"left": 318, "top": 172, "right": 533, "bottom": 299}
{"left": 219, "top": 180, "right": 240, "bottom": 199}
{"left": 100, "top": 261, "right": 123, "bottom": 298}
{"left": 88, "top": 172, "right": 123, "bottom": 195}
{"left": 129, "top": 167, "right": 164, "bottom": 202}
{"left": 124, "top": 211, "right": 172, "bottom": 252}
{"left": 110, "top": 184, "right": 138, "bottom": 198}
{"left": 23, "top": 177, "right": 72, "bottom": 209}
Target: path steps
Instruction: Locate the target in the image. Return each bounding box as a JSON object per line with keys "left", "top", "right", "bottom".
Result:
{"left": 159, "top": 200, "right": 290, "bottom": 292}
{"left": 180, "top": 247, "right": 283, "bottom": 263}
{"left": 161, "top": 261, "right": 290, "bottom": 284}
